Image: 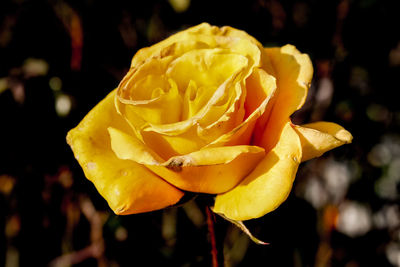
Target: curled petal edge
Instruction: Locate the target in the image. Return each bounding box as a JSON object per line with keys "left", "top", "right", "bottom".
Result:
{"left": 293, "top": 121, "right": 353, "bottom": 162}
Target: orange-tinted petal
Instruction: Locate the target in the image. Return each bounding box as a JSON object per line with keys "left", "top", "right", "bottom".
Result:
{"left": 294, "top": 121, "right": 353, "bottom": 162}
{"left": 66, "top": 90, "right": 184, "bottom": 214}
{"left": 213, "top": 121, "right": 302, "bottom": 221}
{"left": 149, "top": 146, "right": 265, "bottom": 193}
{"left": 109, "top": 126, "right": 265, "bottom": 194}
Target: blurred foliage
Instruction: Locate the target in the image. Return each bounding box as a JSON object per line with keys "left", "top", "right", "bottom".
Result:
{"left": 1, "top": 0, "right": 400, "bottom": 266}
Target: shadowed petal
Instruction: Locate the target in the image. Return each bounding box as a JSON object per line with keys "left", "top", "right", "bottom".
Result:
{"left": 206, "top": 68, "right": 276, "bottom": 148}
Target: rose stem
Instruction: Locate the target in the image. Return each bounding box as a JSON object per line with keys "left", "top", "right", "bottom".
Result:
{"left": 206, "top": 206, "right": 220, "bottom": 267}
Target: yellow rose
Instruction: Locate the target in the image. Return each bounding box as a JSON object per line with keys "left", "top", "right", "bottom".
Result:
{"left": 67, "top": 23, "right": 352, "bottom": 221}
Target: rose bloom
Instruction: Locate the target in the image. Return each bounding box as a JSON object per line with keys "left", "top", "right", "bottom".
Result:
{"left": 67, "top": 23, "right": 352, "bottom": 221}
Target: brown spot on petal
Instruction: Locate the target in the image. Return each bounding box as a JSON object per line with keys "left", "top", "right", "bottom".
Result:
{"left": 166, "top": 159, "right": 183, "bottom": 172}
{"left": 87, "top": 162, "right": 96, "bottom": 170}
{"left": 160, "top": 43, "right": 176, "bottom": 58}
{"left": 114, "top": 205, "right": 127, "bottom": 215}
{"left": 302, "top": 81, "right": 311, "bottom": 88}
{"left": 165, "top": 156, "right": 195, "bottom": 172}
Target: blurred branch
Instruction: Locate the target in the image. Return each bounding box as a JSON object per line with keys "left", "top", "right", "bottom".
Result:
{"left": 51, "top": 1, "right": 83, "bottom": 71}
{"left": 206, "top": 207, "right": 220, "bottom": 267}
{"left": 49, "top": 196, "right": 107, "bottom": 267}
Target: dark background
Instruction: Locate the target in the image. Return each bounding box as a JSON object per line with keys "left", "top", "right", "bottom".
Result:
{"left": 1, "top": 0, "right": 400, "bottom": 266}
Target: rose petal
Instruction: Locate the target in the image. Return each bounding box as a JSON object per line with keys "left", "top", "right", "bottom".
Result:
{"left": 206, "top": 68, "right": 277, "bottom": 147}
{"left": 130, "top": 23, "right": 215, "bottom": 68}
{"left": 213, "top": 121, "right": 302, "bottom": 221}
{"left": 266, "top": 44, "right": 312, "bottom": 111}
{"left": 108, "top": 127, "right": 163, "bottom": 164}
{"left": 130, "top": 23, "right": 262, "bottom": 70}
{"left": 166, "top": 48, "right": 248, "bottom": 90}
{"left": 119, "top": 56, "right": 173, "bottom": 101}
{"left": 115, "top": 24, "right": 264, "bottom": 157}
{"left": 67, "top": 90, "right": 184, "bottom": 214}
{"left": 148, "top": 146, "right": 265, "bottom": 193}
{"left": 139, "top": 70, "right": 247, "bottom": 156}
{"left": 117, "top": 77, "right": 183, "bottom": 127}
{"left": 196, "top": 81, "right": 245, "bottom": 141}
{"left": 108, "top": 126, "right": 265, "bottom": 193}
{"left": 182, "top": 80, "right": 214, "bottom": 120}
{"left": 294, "top": 121, "right": 353, "bottom": 162}
{"left": 141, "top": 128, "right": 206, "bottom": 160}
{"left": 255, "top": 45, "right": 313, "bottom": 152}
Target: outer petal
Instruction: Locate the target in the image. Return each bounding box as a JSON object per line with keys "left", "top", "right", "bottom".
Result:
{"left": 294, "top": 121, "right": 353, "bottom": 162}
{"left": 256, "top": 45, "right": 313, "bottom": 152}
{"left": 66, "top": 90, "right": 184, "bottom": 214}
{"left": 265, "top": 45, "right": 312, "bottom": 112}
{"left": 213, "top": 121, "right": 302, "bottom": 221}
{"left": 108, "top": 126, "right": 265, "bottom": 194}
